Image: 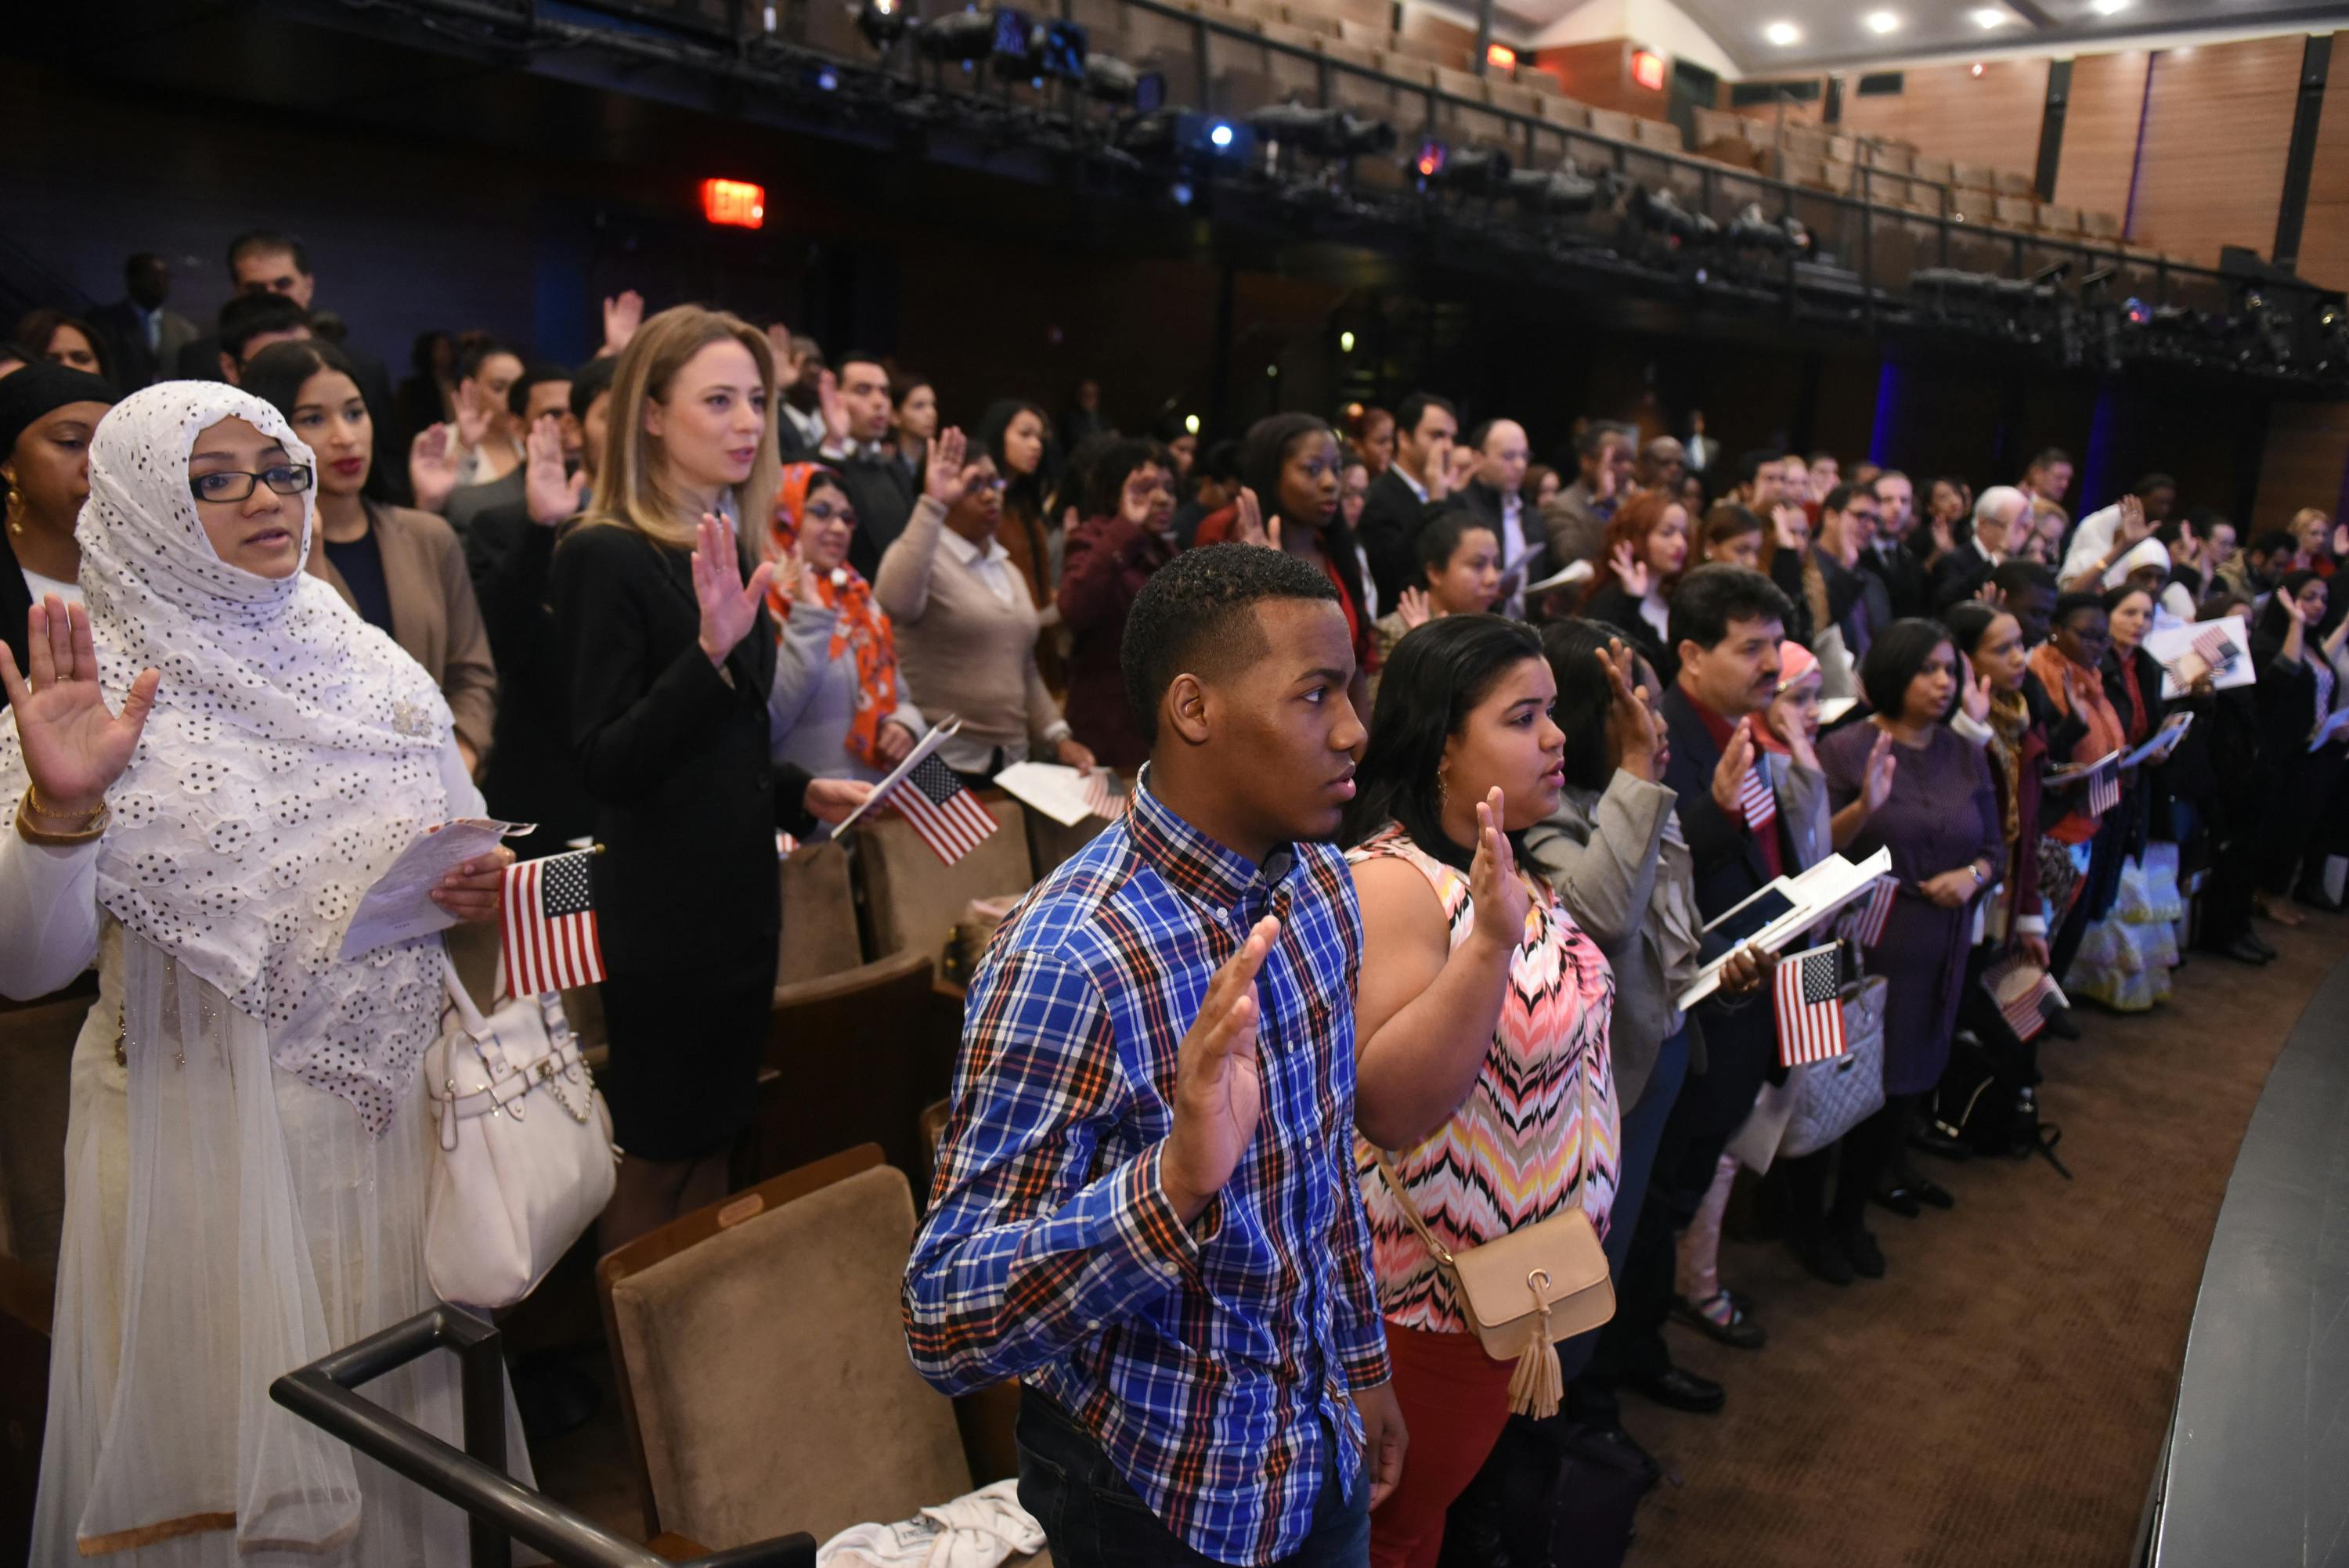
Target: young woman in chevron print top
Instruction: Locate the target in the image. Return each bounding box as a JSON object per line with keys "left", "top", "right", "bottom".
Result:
{"left": 1342, "top": 613, "right": 1619, "bottom": 1568}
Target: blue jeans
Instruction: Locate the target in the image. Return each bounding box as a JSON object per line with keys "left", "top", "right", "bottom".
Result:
{"left": 1015, "top": 1389, "right": 1370, "bottom": 1568}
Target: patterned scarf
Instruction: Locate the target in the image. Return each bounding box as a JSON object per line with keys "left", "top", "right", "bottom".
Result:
{"left": 767, "top": 461, "right": 900, "bottom": 769}
{"left": 1984, "top": 685, "right": 2029, "bottom": 846}
{"left": 2029, "top": 640, "right": 2127, "bottom": 764}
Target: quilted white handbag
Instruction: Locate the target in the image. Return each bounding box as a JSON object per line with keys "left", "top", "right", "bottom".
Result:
{"left": 423, "top": 948, "right": 617, "bottom": 1308}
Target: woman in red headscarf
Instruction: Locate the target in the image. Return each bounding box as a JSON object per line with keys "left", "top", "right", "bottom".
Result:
{"left": 767, "top": 460, "right": 925, "bottom": 780}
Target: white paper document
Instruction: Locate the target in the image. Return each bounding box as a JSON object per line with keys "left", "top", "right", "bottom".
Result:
{"left": 337, "top": 818, "right": 528, "bottom": 960}
{"left": 1673, "top": 846, "right": 1894, "bottom": 1011}
{"left": 2120, "top": 712, "right": 2192, "bottom": 770}
{"left": 1522, "top": 558, "right": 1595, "bottom": 595}
{"left": 993, "top": 762, "right": 1103, "bottom": 826}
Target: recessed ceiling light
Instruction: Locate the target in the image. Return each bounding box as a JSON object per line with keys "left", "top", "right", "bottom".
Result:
{"left": 1864, "top": 11, "right": 1902, "bottom": 34}
{"left": 1972, "top": 7, "right": 2010, "bottom": 27}
{"left": 2091, "top": 0, "right": 2130, "bottom": 13}
{"left": 1763, "top": 20, "right": 1801, "bottom": 46}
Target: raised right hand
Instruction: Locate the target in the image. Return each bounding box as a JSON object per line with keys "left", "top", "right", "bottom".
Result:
{"left": 524, "top": 414, "right": 582, "bottom": 527}
{"left": 453, "top": 384, "right": 492, "bottom": 452}
{"left": 1861, "top": 728, "right": 1898, "bottom": 814}
{"left": 924, "top": 427, "right": 970, "bottom": 506}
{"left": 691, "top": 511, "right": 775, "bottom": 665}
{"left": 816, "top": 369, "right": 850, "bottom": 450}
{"left": 1161, "top": 915, "right": 1277, "bottom": 1223}
{"left": 1709, "top": 716, "right": 1757, "bottom": 820}
{"left": 2116, "top": 494, "right": 2150, "bottom": 548}
{"left": 1228, "top": 486, "right": 1267, "bottom": 547}
{"left": 1466, "top": 788, "right": 1531, "bottom": 955}
{"left": 409, "top": 423, "right": 460, "bottom": 515}
{"left": 1, "top": 597, "right": 159, "bottom": 818}
{"left": 1396, "top": 587, "right": 1432, "bottom": 630}
{"left": 1611, "top": 539, "right": 1651, "bottom": 599}
{"left": 1600, "top": 639, "right": 1661, "bottom": 781}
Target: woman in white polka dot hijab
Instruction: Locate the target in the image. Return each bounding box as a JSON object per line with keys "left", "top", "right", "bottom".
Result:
{"left": 0, "top": 380, "right": 532, "bottom": 1563}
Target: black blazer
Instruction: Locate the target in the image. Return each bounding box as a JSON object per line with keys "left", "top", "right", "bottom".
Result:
{"left": 1860, "top": 539, "right": 1931, "bottom": 622}
{"left": 0, "top": 526, "right": 30, "bottom": 714}
{"left": 1357, "top": 469, "right": 1438, "bottom": 610}
{"left": 1929, "top": 546, "right": 1996, "bottom": 613}
{"left": 833, "top": 454, "right": 916, "bottom": 581}
{"left": 549, "top": 522, "right": 816, "bottom": 975}
{"left": 467, "top": 502, "right": 594, "bottom": 852}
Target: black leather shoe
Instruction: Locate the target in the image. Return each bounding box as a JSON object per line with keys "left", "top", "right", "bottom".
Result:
{"left": 1632, "top": 1365, "right": 1726, "bottom": 1414}
{"left": 1838, "top": 1226, "right": 1887, "bottom": 1278}
{"left": 1871, "top": 1184, "right": 1922, "bottom": 1218}
{"left": 1792, "top": 1229, "right": 1854, "bottom": 1285}
{"left": 2245, "top": 931, "right": 2280, "bottom": 960}
{"left": 1670, "top": 1291, "right": 1768, "bottom": 1350}
{"left": 2224, "top": 935, "right": 2275, "bottom": 964}
{"left": 1910, "top": 1175, "right": 1956, "bottom": 1209}
{"left": 2042, "top": 1007, "right": 2083, "bottom": 1040}
{"left": 1568, "top": 1422, "right": 1664, "bottom": 1492}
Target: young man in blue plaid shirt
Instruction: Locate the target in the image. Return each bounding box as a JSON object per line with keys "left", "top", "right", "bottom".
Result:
{"left": 904, "top": 545, "right": 1406, "bottom": 1566}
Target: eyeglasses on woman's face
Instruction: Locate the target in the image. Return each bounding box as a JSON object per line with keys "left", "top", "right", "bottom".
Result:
{"left": 803, "top": 499, "right": 858, "bottom": 528}
{"left": 189, "top": 463, "right": 315, "bottom": 503}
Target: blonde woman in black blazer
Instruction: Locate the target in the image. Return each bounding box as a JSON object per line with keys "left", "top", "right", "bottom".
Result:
{"left": 550, "top": 306, "right": 871, "bottom": 1247}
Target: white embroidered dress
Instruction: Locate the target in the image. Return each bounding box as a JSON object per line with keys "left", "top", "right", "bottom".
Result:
{"left": 0, "top": 383, "right": 531, "bottom": 1563}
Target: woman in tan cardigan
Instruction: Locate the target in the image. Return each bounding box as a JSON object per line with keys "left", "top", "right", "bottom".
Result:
{"left": 874, "top": 427, "right": 1094, "bottom": 787}
{"left": 247, "top": 339, "right": 498, "bottom": 770}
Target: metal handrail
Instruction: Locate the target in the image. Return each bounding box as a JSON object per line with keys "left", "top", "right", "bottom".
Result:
{"left": 269, "top": 1306, "right": 815, "bottom": 1568}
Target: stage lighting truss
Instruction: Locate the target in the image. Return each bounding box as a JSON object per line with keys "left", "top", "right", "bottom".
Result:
{"left": 1247, "top": 103, "right": 1398, "bottom": 162}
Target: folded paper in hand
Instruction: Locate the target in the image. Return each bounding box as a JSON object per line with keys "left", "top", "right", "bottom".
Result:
{"left": 338, "top": 819, "right": 530, "bottom": 961}
{"left": 992, "top": 761, "right": 1122, "bottom": 826}
{"left": 1521, "top": 559, "right": 1595, "bottom": 595}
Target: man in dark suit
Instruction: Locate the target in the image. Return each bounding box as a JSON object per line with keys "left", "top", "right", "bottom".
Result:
{"left": 467, "top": 357, "right": 615, "bottom": 853}
{"left": 90, "top": 253, "right": 197, "bottom": 392}
{"left": 1931, "top": 485, "right": 2029, "bottom": 611}
{"left": 1456, "top": 416, "right": 1539, "bottom": 618}
{"left": 1859, "top": 470, "right": 1930, "bottom": 619}
{"left": 1356, "top": 390, "right": 1456, "bottom": 607}
{"left": 822, "top": 350, "right": 916, "bottom": 579}
{"left": 774, "top": 333, "right": 826, "bottom": 461}
{"left": 180, "top": 230, "right": 406, "bottom": 499}
{"left": 1579, "top": 564, "right": 1795, "bottom": 1436}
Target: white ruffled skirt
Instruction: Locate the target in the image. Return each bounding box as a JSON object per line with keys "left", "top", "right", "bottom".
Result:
{"left": 30, "top": 925, "right": 532, "bottom": 1565}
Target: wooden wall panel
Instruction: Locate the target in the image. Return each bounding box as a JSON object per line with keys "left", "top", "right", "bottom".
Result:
{"left": 1837, "top": 59, "right": 2050, "bottom": 184}
{"left": 2251, "top": 400, "right": 2349, "bottom": 535}
{"left": 2127, "top": 34, "right": 2303, "bottom": 265}
{"left": 2051, "top": 49, "right": 2150, "bottom": 225}
{"left": 2294, "top": 45, "right": 2349, "bottom": 292}
{"left": 1532, "top": 39, "right": 1665, "bottom": 119}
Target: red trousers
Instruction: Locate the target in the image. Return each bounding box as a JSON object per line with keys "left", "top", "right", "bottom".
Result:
{"left": 1368, "top": 1321, "right": 1518, "bottom": 1568}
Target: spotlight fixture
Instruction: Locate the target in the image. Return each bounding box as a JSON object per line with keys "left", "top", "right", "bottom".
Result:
{"left": 2091, "top": 0, "right": 2130, "bottom": 13}
{"left": 1417, "top": 140, "right": 1511, "bottom": 194}
{"left": 1763, "top": 20, "right": 1799, "bottom": 46}
{"left": 1863, "top": 11, "right": 1901, "bottom": 35}
{"left": 1629, "top": 185, "right": 1716, "bottom": 246}
{"left": 913, "top": 9, "right": 999, "bottom": 63}
{"left": 856, "top": 0, "right": 908, "bottom": 49}
{"left": 1503, "top": 163, "right": 1603, "bottom": 216}
{"left": 1248, "top": 103, "right": 1398, "bottom": 158}
{"left": 1972, "top": 6, "right": 2009, "bottom": 26}
{"left": 1726, "top": 201, "right": 1806, "bottom": 254}
{"left": 1114, "top": 110, "right": 1256, "bottom": 164}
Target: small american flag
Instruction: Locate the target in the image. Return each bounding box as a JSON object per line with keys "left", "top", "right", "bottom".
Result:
{"left": 1774, "top": 942, "right": 1847, "bottom": 1067}
{"left": 1081, "top": 768, "right": 1124, "bottom": 821}
{"left": 886, "top": 753, "right": 1000, "bottom": 865}
{"left": 777, "top": 831, "right": 799, "bottom": 859}
{"left": 2087, "top": 759, "right": 2120, "bottom": 816}
{"left": 502, "top": 848, "right": 605, "bottom": 997}
{"left": 2191, "top": 625, "right": 2233, "bottom": 668}
{"left": 1840, "top": 874, "right": 1898, "bottom": 949}
{"left": 1737, "top": 759, "right": 1777, "bottom": 834}
{"left": 1982, "top": 951, "right": 2061, "bottom": 1043}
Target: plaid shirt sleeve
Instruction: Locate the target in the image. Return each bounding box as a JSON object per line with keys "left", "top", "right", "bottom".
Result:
{"left": 1329, "top": 1164, "right": 1391, "bottom": 1390}
{"left": 904, "top": 946, "right": 1214, "bottom": 1397}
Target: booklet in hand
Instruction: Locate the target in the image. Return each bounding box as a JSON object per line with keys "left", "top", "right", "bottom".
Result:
{"left": 1674, "top": 845, "right": 1895, "bottom": 1011}
{"left": 337, "top": 818, "right": 532, "bottom": 961}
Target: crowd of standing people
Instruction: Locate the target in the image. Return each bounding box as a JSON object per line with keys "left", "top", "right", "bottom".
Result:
{"left": 4, "top": 234, "right": 2344, "bottom": 1567}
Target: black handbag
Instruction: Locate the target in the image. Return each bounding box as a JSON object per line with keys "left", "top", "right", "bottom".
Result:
{"left": 1440, "top": 1415, "right": 1644, "bottom": 1568}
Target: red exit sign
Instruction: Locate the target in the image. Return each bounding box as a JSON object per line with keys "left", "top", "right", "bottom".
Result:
{"left": 701, "top": 178, "right": 767, "bottom": 229}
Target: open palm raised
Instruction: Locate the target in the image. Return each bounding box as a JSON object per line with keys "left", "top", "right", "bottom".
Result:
{"left": 1, "top": 597, "right": 160, "bottom": 816}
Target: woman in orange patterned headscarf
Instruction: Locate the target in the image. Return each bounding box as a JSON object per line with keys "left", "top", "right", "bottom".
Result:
{"left": 766, "top": 461, "right": 924, "bottom": 780}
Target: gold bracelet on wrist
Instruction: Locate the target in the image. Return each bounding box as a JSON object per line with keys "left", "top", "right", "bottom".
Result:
{"left": 16, "top": 791, "right": 107, "bottom": 847}
{"left": 23, "top": 781, "right": 106, "bottom": 829}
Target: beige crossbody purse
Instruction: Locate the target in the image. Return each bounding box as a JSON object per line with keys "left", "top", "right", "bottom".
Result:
{"left": 1370, "top": 1147, "right": 1615, "bottom": 1418}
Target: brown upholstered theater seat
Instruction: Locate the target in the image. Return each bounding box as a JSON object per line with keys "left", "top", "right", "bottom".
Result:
{"left": 855, "top": 793, "right": 1034, "bottom": 964}
{"left": 599, "top": 1147, "right": 1046, "bottom": 1562}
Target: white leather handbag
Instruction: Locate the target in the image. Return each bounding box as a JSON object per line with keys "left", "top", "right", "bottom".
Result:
{"left": 423, "top": 948, "right": 618, "bottom": 1309}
